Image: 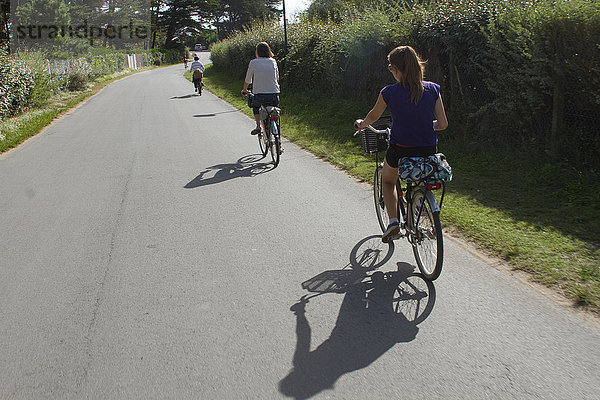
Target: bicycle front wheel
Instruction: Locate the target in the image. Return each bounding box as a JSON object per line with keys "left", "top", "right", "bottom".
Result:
{"left": 374, "top": 165, "right": 389, "bottom": 233}
{"left": 410, "top": 188, "right": 443, "bottom": 280}
{"left": 374, "top": 166, "right": 401, "bottom": 233}
{"left": 269, "top": 120, "right": 280, "bottom": 167}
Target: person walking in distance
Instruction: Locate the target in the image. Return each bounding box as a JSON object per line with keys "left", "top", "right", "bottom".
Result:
{"left": 190, "top": 56, "right": 205, "bottom": 95}
{"left": 354, "top": 45, "right": 448, "bottom": 243}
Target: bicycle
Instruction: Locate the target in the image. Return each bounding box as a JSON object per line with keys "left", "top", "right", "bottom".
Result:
{"left": 354, "top": 124, "right": 448, "bottom": 281}
{"left": 194, "top": 78, "right": 203, "bottom": 95}
{"left": 192, "top": 71, "right": 203, "bottom": 95}
{"left": 246, "top": 93, "right": 282, "bottom": 167}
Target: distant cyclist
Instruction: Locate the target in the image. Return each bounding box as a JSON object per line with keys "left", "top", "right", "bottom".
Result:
{"left": 183, "top": 56, "right": 188, "bottom": 69}
{"left": 190, "top": 56, "right": 205, "bottom": 95}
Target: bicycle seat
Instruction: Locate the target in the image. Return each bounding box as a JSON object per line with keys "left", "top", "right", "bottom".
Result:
{"left": 260, "top": 106, "right": 280, "bottom": 120}
{"left": 265, "top": 106, "right": 280, "bottom": 116}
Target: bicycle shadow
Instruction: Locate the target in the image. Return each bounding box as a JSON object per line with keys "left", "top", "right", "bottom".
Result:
{"left": 170, "top": 94, "right": 197, "bottom": 99}
{"left": 279, "top": 237, "right": 436, "bottom": 399}
{"left": 348, "top": 235, "right": 396, "bottom": 272}
{"left": 184, "top": 154, "right": 274, "bottom": 188}
{"left": 193, "top": 110, "right": 237, "bottom": 118}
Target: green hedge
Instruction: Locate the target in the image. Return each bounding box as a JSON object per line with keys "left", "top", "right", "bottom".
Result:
{"left": 0, "top": 46, "right": 35, "bottom": 120}
{"left": 0, "top": 48, "right": 161, "bottom": 121}
{"left": 483, "top": 0, "right": 600, "bottom": 165}
{"left": 211, "top": 11, "right": 397, "bottom": 95}
{"left": 210, "top": 0, "right": 600, "bottom": 169}
{"left": 156, "top": 48, "right": 183, "bottom": 65}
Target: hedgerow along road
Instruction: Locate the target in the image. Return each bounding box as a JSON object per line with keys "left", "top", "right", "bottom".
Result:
{"left": 0, "top": 58, "right": 598, "bottom": 399}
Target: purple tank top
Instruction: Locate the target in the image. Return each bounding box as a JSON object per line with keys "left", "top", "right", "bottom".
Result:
{"left": 381, "top": 81, "right": 440, "bottom": 147}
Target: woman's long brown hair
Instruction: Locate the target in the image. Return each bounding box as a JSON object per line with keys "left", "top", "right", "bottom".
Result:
{"left": 256, "top": 42, "right": 274, "bottom": 58}
{"left": 388, "top": 46, "right": 425, "bottom": 104}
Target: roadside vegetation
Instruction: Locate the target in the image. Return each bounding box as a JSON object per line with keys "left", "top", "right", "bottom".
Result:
{"left": 205, "top": 0, "right": 600, "bottom": 312}
{"left": 0, "top": 47, "right": 162, "bottom": 153}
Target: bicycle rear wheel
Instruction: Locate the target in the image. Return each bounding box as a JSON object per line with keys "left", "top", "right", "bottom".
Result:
{"left": 269, "top": 120, "right": 280, "bottom": 167}
{"left": 410, "top": 187, "right": 443, "bottom": 280}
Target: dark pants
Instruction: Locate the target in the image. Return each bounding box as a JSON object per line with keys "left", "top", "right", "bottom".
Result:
{"left": 252, "top": 93, "right": 279, "bottom": 115}
{"left": 385, "top": 144, "right": 437, "bottom": 168}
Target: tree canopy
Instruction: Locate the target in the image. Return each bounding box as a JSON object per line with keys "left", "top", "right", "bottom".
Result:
{"left": 157, "top": 0, "right": 282, "bottom": 48}
{"left": 1, "top": 0, "right": 10, "bottom": 43}
{"left": 0, "top": 0, "right": 282, "bottom": 48}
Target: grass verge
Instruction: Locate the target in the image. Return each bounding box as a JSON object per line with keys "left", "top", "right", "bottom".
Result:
{"left": 202, "top": 65, "right": 600, "bottom": 313}
{"left": 0, "top": 67, "right": 153, "bottom": 153}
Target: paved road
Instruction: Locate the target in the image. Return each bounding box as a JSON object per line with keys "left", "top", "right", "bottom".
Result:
{"left": 0, "top": 62, "right": 599, "bottom": 399}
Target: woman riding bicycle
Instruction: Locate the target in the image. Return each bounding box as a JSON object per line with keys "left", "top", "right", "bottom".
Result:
{"left": 241, "top": 42, "right": 280, "bottom": 139}
{"left": 354, "top": 45, "right": 448, "bottom": 243}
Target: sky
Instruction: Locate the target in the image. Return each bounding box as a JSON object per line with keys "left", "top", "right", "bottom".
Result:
{"left": 282, "top": 0, "right": 312, "bottom": 18}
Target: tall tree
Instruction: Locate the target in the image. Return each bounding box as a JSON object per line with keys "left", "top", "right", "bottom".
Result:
{"left": 160, "top": 0, "right": 206, "bottom": 48}
{"left": 12, "top": 0, "right": 71, "bottom": 51}
{"left": 157, "top": 0, "right": 281, "bottom": 48}
{"left": 215, "top": 0, "right": 281, "bottom": 37}
{"left": 0, "top": 0, "right": 9, "bottom": 44}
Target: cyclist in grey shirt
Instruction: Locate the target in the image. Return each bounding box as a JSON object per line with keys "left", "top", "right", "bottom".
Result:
{"left": 241, "top": 42, "right": 280, "bottom": 136}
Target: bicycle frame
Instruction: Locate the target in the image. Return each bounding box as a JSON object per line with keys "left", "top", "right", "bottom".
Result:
{"left": 260, "top": 106, "right": 280, "bottom": 134}
{"left": 258, "top": 104, "right": 282, "bottom": 166}
{"left": 358, "top": 124, "right": 446, "bottom": 232}
{"left": 356, "top": 123, "right": 446, "bottom": 280}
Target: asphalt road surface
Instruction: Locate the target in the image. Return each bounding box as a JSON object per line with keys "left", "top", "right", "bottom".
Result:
{"left": 0, "top": 60, "right": 599, "bottom": 399}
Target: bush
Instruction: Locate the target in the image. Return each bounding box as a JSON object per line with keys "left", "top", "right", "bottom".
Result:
{"left": 149, "top": 48, "right": 164, "bottom": 65}
{"left": 2, "top": 49, "right": 156, "bottom": 118}
{"left": 211, "top": 12, "right": 395, "bottom": 96}
{"left": 280, "top": 19, "right": 335, "bottom": 92}
{"left": 211, "top": 23, "right": 285, "bottom": 80}
{"left": 0, "top": 46, "right": 35, "bottom": 120}
{"left": 66, "top": 71, "right": 89, "bottom": 91}
{"left": 483, "top": 0, "right": 600, "bottom": 164}
{"left": 28, "top": 72, "right": 64, "bottom": 107}
{"left": 213, "top": 0, "right": 600, "bottom": 169}
{"left": 157, "top": 48, "right": 183, "bottom": 64}
{"left": 315, "top": 8, "right": 395, "bottom": 95}
{"left": 404, "top": 0, "right": 497, "bottom": 112}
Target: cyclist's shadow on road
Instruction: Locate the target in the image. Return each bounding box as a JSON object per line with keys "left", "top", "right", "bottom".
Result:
{"left": 184, "top": 154, "right": 274, "bottom": 188}
{"left": 170, "top": 94, "right": 197, "bottom": 99}
{"left": 279, "top": 236, "right": 436, "bottom": 399}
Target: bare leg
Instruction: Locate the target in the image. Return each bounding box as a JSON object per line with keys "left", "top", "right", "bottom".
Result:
{"left": 382, "top": 159, "right": 399, "bottom": 221}
{"left": 254, "top": 114, "right": 261, "bottom": 130}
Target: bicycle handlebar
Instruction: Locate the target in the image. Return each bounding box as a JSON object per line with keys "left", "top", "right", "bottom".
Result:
{"left": 353, "top": 124, "right": 390, "bottom": 137}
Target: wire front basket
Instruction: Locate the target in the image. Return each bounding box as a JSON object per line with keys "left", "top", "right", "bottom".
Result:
{"left": 361, "top": 130, "right": 389, "bottom": 154}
